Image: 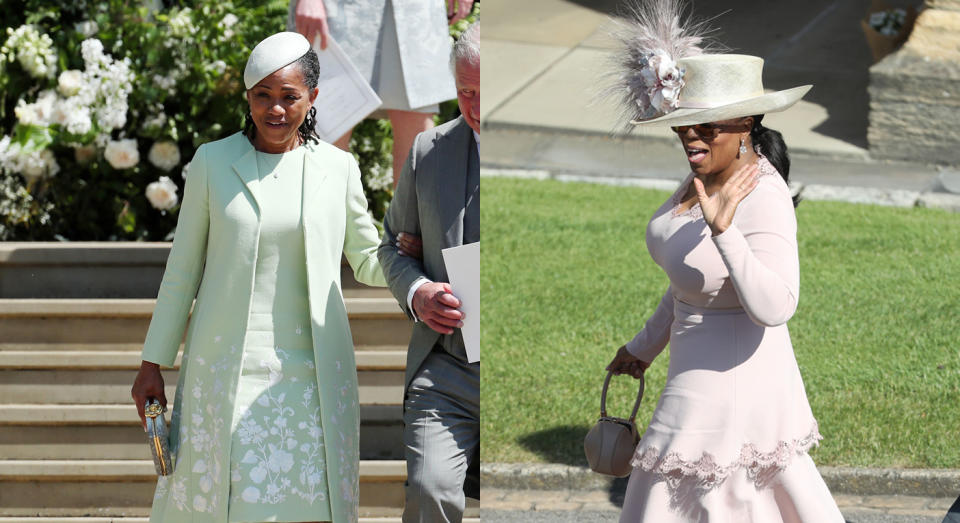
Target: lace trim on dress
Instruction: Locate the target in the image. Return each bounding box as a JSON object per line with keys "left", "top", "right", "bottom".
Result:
{"left": 670, "top": 151, "right": 779, "bottom": 220}
{"left": 629, "top": 420, "right": 823, "bottom": 490}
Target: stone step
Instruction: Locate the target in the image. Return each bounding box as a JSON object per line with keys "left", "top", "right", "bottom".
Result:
{"left": 0, "top": 298, "right": 409, "bottom": 347}
{"left": 0, "top": 242, "right": 394, "bottom": 300}
{"left": 0, "top": 404, "right": 403, "bottom": 460}
{"left": 0, "top": 349, "right": 407, "bottom": 371}
{"left": 0, "top": 459, "right": 413, "bottom": 518}
{"left": 0, "top": 519, "right": 482, "bottom": 523}
{"left": 0, "top": 342, "right": 408, "bottom": 353}
{"left": 0, "top": 368, "right": 404, "bottom": 406}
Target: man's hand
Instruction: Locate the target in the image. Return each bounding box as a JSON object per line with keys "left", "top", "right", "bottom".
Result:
{"left": 295, "top": 0, "right": 330, "bottom": 50}
{"left": 131, "top": 360, "right": 167, "bottom": 430}
{"left": 413, "top": 282, "right": 463, "bottom": 334}
{"left": 447, "top": 0, "right": 475, "bottom": 25}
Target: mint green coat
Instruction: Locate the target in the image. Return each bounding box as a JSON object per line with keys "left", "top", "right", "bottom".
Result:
{"left": 141, "top": 132, "right": 386, "bottom": 522}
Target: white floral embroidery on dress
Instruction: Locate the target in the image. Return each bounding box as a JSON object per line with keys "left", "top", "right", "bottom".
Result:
{"left": 228, "top": 346, "right": 328, "bottom": 507}
{"left": 156, "top": 350, "right": 232, "bottom": 516}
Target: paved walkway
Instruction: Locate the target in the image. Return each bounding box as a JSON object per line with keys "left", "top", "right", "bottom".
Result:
{"left": 481, "top": 0, "right": 960, "bottom": 207}
{"left": 481, "top": 489, "right": 954, "bottom": 522}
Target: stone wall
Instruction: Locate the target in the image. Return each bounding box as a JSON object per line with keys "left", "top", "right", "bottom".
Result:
{"left": 867, "top": 5, "right": 960, "bottom": 165}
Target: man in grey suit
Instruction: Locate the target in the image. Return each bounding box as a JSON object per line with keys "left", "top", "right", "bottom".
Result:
{"left": 377, "top": 20, "right": 479, "bottom": 523}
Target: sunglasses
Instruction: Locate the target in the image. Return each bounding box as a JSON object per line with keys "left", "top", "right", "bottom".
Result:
{"left": 670, "top": 122, "right": 749, "bottom": 139}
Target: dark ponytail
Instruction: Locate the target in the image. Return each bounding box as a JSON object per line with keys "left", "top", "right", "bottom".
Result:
{"left": 750, "top": 115, "right": 798, "bottom": 207}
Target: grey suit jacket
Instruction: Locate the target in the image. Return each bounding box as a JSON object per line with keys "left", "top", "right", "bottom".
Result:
{"left": 378, "top": 116, "right": 478, "bottom": 390}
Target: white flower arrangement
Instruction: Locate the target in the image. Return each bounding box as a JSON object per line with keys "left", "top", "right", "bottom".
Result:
{"left": 168, "top": 9, "right": 196, "bottom": 38}
{"left": 74, "top": 21, "right": 99, "bottom": 38}
{"left": 1, "top": 25, "right": 58, "bottom": 79}
{"left": 638, "top": 51, "right": 685, "bottom": 117}
{"left": 0, "top": 135, "right": 59, "bottom": 182}
{"left": 148, "top": 141, "right": 181, "bottom": 171}
{"left": 78, "top": 38, "right": 135, "bottom": 133}
{"left": 145, "top": 176, "right": 179, "bottom": 211}
{"left": 104, "top": 138, "right": 140, "bottom": 169}
{"left": 220, "top": 14, "right": 239, "bottom": 40}
{"left": 364, "top": 163, "right": 393, "bottom": 192}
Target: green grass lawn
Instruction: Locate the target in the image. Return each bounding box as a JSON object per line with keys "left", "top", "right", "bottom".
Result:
{"left": 482, "top": 176, "right": 960, "bottom": 468}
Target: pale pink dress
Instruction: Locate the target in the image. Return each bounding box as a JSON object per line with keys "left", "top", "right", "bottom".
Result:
{"left": 619, "top": 156, "right": 844, "bottom": 522}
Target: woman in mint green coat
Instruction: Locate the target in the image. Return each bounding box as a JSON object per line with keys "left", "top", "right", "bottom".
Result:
{"left": 131, "top": 32, "right": 391, "bottom": 522}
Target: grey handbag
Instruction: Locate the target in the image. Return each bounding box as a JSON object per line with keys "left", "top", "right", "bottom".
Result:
{"left": 583, "top": 370, "right": 645, "bottom": 477}
{"left": 144, "top": 399, "right": 173, "bottom": 476}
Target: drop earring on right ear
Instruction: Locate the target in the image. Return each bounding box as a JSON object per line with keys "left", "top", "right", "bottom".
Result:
{"left": 739, "top": 137, "right": 748, "bottom": 155}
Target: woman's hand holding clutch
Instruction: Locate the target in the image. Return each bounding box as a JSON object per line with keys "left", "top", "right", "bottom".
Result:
{"left": 606, "top": 345, "right": 649, "bottom": 379}
{"left": 132, "top": 361, "right": 167, "bottom": 430}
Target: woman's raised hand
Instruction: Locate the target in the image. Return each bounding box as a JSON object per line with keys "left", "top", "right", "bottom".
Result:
{"left": 131, "top": 361, "right": 167, "bottom": 430}
{"left": 692, "top": 163, "right": 759, "bottom": 236}
{"left": 606, "top": 345, "right": 649, "bottom": 379}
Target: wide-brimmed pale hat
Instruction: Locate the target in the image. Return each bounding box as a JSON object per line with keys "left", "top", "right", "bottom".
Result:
{"left": 607, "top": 0, "right": 811, "bottom": 128}
{"left": 631, "top": 54, "right": 811, "bottom": 127}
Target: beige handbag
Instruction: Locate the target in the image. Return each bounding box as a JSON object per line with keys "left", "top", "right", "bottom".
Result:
{"left": 583, "top": 370, "right": 645, "bottom": 477}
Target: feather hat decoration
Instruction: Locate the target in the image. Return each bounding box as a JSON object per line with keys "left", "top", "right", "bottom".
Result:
{"left": 606, "top": 0, "right": 812, "bottom": 128}
{"left": 606, "top": 0, "right": 716, "bottom": 128}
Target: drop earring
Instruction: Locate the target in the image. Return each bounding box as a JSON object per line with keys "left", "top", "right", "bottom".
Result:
{"left": 739, "top": 137, "right": 748, "bottom": 155}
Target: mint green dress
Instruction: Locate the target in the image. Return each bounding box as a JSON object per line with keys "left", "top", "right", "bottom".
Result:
{"left": 226, "top": 148, "right": 332, "bottom": 522}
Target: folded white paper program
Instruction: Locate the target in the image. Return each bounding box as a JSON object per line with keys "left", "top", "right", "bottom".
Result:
{"left": 441, "top": 242, "right": 479, "bottom": 363}
{"left": 310, "top": 35, "right": 382, "bottom": 143}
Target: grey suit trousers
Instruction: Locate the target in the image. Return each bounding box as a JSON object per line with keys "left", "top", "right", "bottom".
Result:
{"left": 402, "top": 349, "right": 480, "bottom": 523}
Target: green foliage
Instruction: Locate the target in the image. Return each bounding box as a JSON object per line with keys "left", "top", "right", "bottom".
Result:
{"left": 482, "top": 177, "right": 960, "bottom": 468}
{"left": 0, "top": 0, "right": 477, "bottom": 241}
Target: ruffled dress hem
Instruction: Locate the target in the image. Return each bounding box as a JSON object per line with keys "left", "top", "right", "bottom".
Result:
{"left": 630, "top": 421, "right": 823, "bottom": 490}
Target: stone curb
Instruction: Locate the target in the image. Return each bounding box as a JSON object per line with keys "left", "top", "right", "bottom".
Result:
{"left": 481, "top": 168, "right": 960, "bottom": 212}
{"left": 482, "top": 122, "right": 871, "bottom": 163}
{"left": 481, "top": 463, "right": 960, "bottom": 498}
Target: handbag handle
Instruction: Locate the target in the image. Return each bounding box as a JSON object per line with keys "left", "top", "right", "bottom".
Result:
{"left": 599, "top": 370, "right": 645, "bottom": 422}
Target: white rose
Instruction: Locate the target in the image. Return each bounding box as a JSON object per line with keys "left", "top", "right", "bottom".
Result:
{"left": 74, "top": 144, "right": 97, "bottom": 164}
{"left": 58, "top": 70, "right": 83, "bottom": 96}
{"left": 180, "top": 161, "right": 191, "bottom": 179}
{"left": 75, "top": 20, "right": 99, "bottom": 37}
{"left": 104, "top": 138, "right": 139, "bottom": 169}
{"left": 14, "top": 99, "right": 39, "bottom": 126}
{"left": 148, "top": 141, "right": 181, "bottom": 171}
{"left": 20, "top": 149, "right": 58, "bottom": 181}
{"left": 221, "top": 13, "right": 239, "bottom": 28}
{"left": 145, "top": 176, "right": 179, "bottom": 210}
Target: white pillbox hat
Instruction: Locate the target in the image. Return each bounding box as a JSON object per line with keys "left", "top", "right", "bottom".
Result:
{"left": 243, "top": 31, "right": 311, "bottom": 90}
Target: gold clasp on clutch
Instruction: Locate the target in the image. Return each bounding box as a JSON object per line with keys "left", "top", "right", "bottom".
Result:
{"left": 145, "top": 401, "right": 166, "bottom": 418}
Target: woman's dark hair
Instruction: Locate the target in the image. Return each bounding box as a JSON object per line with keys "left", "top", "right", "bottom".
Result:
{"left": 244, "top": 49, "right": 322, "bottom": 146}
{"left": 750, "top": 115, "right": 799, "bottom": 207}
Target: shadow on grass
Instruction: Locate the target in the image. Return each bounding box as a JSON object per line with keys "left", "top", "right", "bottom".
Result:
{"left": 518, "top": 425, "right": 629, "bottom": 508}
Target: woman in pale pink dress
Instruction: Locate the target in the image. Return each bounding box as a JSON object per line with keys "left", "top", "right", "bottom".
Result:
{"left": 603, "top": 2, "right": 845, "bottom": 521}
